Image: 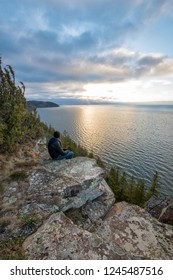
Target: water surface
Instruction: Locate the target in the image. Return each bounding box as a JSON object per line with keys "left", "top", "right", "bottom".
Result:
{"left": 38, "top": 105, "right": 173, "bottom": 198}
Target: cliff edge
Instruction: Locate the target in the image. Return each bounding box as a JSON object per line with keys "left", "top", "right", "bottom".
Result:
{"left": 0, "top": 142, "right": 173, "bottom": 260}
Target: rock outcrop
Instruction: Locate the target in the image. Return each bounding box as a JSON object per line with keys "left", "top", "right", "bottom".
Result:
{"left": 146, "top": 196, "right": 173, "bottom": 225}
{"left": 21, "top": 157, "right": 173, "bottom": 260}
{"left": 0, "top": 153, "right": 173, "bottom": 260}
{"left": 20, "top": 157, "right": 115, "bottom": 226}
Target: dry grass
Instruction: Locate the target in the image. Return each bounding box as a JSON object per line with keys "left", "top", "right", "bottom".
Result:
{"left": 16, "top": 198, "right": 25, "bottom": 209}
{"left": 0, "top": 158, "right": 15, "bottom": 179}
{"left": 10, "top": 171, "right": 28, "bottom": 181}
{"left": 0, "top": 217, "right": 11, "bottom": 229}
{"left": 0, "top": 238, "right": 25, "bottom": 260}
{"left": 0, "top": 202, "right": 17, "bottom": 212}
{"left": 0, "top": 139, "right": 45, "bottom": 179}
{"left": 0, "top": 139, "right": 50, "bottom": 259}
{"left": 15, "top": 159, "right": 38, "bottom": 168}
{"left": 0, "top": 182, "right": 4, "bottom": 195}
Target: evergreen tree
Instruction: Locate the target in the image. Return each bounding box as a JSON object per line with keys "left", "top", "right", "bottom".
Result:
{"left": 0, "top": 58, "right": 45, "bottom": 153}
{"left": 146, "top": 171, "right": 159, "bottom": 200}
{"left": 105, "top": 166, "right": 158, "bottom": 207}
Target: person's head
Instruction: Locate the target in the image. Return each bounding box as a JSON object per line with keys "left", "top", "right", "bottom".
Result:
{"left": 54, "top": 131, "right": 60, "bottom": 138}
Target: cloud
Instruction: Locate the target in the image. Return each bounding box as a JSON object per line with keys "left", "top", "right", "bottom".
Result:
{"left": 137, "top": 55, "right": 164, "bottom": 67}
{"left": 135, "top": 53, "right": 173, "bottom": 77}
{"left": 0, "top": 0, "right": 173, "bottom": 102}
{"left": 0, "top": 30, "right": 20, "bottom": 55}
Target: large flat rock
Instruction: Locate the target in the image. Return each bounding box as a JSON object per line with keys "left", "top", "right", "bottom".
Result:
{"left": 23, "top": 211, "right": 128, "bottom": 260}
{"left": 22, "top": 157, "right": 115, "bottom": 225}
{"left": 23, "top": 202, "right": 173, "bottom": 260}
{"left": 97, "top": 202, "right": 173, "bottom": 259}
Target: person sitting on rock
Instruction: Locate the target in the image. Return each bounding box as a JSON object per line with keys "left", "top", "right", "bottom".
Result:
{"left": 48, "top": 131, "right": 74, "bottom": 160}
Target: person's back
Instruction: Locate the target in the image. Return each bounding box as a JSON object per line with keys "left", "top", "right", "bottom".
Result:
{"left": 48, "top": 137, "right": 60, "bottom": 159}
{"left": 48, "top": 131, "right": 74, "bottom": 160}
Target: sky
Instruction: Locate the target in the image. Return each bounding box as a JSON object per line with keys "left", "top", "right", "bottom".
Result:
{"left": 1, "top": 0, "right": 173, "bottom": 104}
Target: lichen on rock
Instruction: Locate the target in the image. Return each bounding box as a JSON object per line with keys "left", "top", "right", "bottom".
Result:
{"left": 22, "top": 157, "right": 173, "bottom": 260}
{"left": 1, "top": 154, "right": 173, "bottom": 260}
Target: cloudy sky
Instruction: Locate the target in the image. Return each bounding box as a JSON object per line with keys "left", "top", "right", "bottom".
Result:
{"left": 1, "top": 0, "right": 173, "bottom": 104}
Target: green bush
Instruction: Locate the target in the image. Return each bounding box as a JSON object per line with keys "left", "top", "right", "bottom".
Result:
{"left": 59, "top": 130, "right": 157, "bottom": 207}
{"left": 105, "top": 168, "right": 158, "bottom": 207}
{"left": 18, "top": 214, "right": 40, "bottom": 236}
{"left": 0, "top": 57, "right": 159, "bottom": 208}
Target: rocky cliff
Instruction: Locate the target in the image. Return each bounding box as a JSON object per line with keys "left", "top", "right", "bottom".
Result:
{"left": 0, "top": 142, "right": 173, "bottom": 260}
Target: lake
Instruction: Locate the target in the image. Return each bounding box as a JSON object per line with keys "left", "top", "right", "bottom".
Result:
{"left": 38, "top": 104, "right": 173, "bottom": 198}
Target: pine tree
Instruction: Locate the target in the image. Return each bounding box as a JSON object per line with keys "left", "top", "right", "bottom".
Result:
{"left": 0, "top": 57, "right": 45, "bottom": 153}
{"left": 146, "top": 171, "right": 159, "bottom": 200}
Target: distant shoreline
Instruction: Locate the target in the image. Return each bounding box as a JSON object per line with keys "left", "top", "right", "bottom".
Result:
{"left": 38, "top": 102, "right": 173, "bottom": 111}
{"left": 27, "top": 100, "right": 60, "bottom": 109}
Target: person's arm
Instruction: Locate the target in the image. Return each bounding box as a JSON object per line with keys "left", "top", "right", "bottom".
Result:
{"left": 52, "top": 140, "right": 67, "bottom": 156}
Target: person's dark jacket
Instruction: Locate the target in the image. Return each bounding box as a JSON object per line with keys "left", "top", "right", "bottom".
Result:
{"left": 48, "top": 137, "right": 67, "bottom": 159}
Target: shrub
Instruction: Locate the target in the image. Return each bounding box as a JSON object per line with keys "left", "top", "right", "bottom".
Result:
{"left": 106, "top": 168, "right": 158, "bottom": 207}
{"left": 56, "top": 130, "right": 158, "bottom": 207}
{"left": 18, "top": 214, "right": 41, "bottom": 237}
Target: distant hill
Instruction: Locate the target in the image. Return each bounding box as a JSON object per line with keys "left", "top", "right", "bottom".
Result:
{"left": 27, "top": 100, "right": 60, "bottom": 109}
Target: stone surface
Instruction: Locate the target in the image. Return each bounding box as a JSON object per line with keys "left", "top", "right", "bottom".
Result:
{"left": 159, "top": 204, "right": 173, "bottom": 225}
{"left": 43, "top": 156, "right": 105, "bottom": 182}
{"left": 23, "top": 212, "right": 128, "bottom": 260}
{"left": 1, "top": 151, "right": 173, "bottom": 260}
{"left": 146, "top": 196, "right": 173, "bottom": 225}
{"left": 97, "top": 202, "right": 173, "bottom": 259}
{"left": 26, "top": 157, "right": 114, "bottom": 219}
{"left": 0, "top": 156, "right": 115, "bottom": 241}
{"left": 23, "top": 202, "right": 173, "bottom": 260}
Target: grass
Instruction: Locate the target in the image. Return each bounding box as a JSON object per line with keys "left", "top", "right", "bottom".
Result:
{"left": 18, "top": 214, "right": 41, "bottom": 236}
{"left": 0, "top": 218, "right": 11, "bottom": 235}
{"left": 0, "top": 237, "right": 25, "bottom": 260}
{"left": 0, "top": 182, "right": 4, "bottom": 195}
{"left": 10, "top": 171, "right": 28, "bottom": 181}
{"left": 15, "top": 159, "right": 38, "bottom": 168}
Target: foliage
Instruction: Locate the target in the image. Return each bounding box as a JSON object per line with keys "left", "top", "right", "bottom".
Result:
{"left": 18, "top": 214, "right": 40, "bottom": 236}
{"left": 105, "top": 167, "right": 158, "bottom": 207}
{"left": 0, "top": 57, "right": 47, "bottom": 153}
{"left": 27, "top": 100, "right": 59, "bottom": 109}
{"left": 145, "top": 171, "right": 159, "bottom": 200}
{"left": 57, "top": 130, "right": 158, "bottom": 207}
{"left": 0, "top": 57, "right": 159, "bottom": 208}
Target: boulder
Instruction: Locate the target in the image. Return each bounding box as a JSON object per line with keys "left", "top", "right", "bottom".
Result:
{"left": 146, "top": 196, "right": 173, "bottom": 225}
{"left": 23, "top": 202, "right": 173, "bottom": 260}
{"left": 159, "top": 204, "right": 173, "bottom": 225}
{"left": 0, "top": 157, "right": 115, "bottom": 240}
{"left": 2, "top": 155, "right": 173, "bottom": 260}
{"left": 23, "top": 211, "right": 128, "bottom": 260}
{"left": 23, "top": 157, "right": 115, "bottom": 224}
{"left": 15, "top": 157, "right": 115, "bottom": 232}
{"left": 97, "top": 202, "right": 173, "bottom": 259}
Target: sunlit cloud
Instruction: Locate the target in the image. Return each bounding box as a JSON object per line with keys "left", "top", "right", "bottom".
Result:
{"left": 0, "top": 0, "right": 173, "bottom": 103}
